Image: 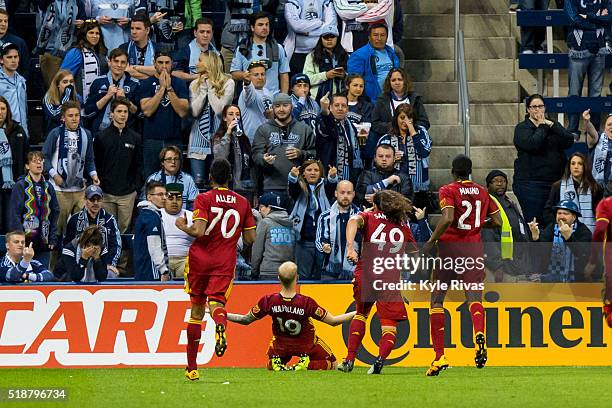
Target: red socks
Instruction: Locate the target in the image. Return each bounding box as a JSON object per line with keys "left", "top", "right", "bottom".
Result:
{"left": 469, "top": 302, "right": 485, "bottom": 336}
{"left": 346, "top": 314, "right": 367, "bottom": 361}
{"left": 211, "top": 303, "right": 227, "bottom": 327}
{"left": 430, "top": 308, "right": 445, "bottom": 360}
{"left": 378, "top": 330, "right": 396, "bottom": 360}
{"left": 186, "top": 318, "right": 202, "bottom": 371}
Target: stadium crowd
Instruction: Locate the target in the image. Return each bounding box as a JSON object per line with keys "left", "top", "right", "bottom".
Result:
{"left": 0, "top": 0, "right": 607, "bottom": 285}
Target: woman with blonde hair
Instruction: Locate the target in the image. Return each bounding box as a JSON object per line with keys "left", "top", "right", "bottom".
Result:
{"left": 188, "top": 52, "right": 235, "bottom": 187}
{"left": 43, "top": 69, "right": 81, "bottom": 137}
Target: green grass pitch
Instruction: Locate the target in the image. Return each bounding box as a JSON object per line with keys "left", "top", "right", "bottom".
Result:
{"left": 0, "top": 366, "right": 610, "bottom": 407}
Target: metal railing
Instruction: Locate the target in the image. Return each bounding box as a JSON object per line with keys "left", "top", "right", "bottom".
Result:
{"left": 455, "top": 0, "right": 470, "bottom": 156}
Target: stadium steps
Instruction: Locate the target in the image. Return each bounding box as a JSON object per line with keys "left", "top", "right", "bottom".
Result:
{"left": 414, "top": 81, "right": 519, "bottom": 104}
{"left": 404, "top": 14, "right": 512, "bottom": 38}
{"left": 405, "top": 59, "right": 516, "bottom": 82}
{"left": 402, "top": 0, "right": 508, "bottom": 14}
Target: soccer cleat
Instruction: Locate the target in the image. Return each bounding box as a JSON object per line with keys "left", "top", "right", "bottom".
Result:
{"left": 604, "top": 302, "right": 612, "bottom": 329}
{"left": 184, "top": 368, "right": 200, "bottom": 381}
{"left": 474, "top": 333, "right": 488, "bottom": 369}
{"left": 270, "top": 356, "right": 289, "bottom": 372}
{"left": 291, "top": 354, "right": 310, "bottom": 371}
{"left": 215, "top": 324, "right": 227, "bottom": 357}
{"left": 425, "top": 355, "right": 449, "bottom": 376}
{"left": 367, "top": 357, "right": 384, "bottom": 375}
{"left": 337, "top": 359, "right": 354, "bottom": 373}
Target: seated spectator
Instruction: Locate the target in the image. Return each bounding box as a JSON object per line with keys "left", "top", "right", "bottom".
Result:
{"left": 585, "top": 109, "right": 612, "bottom": 186}
{"left": 160, "top": 183, "right": 194, "bottom": 278}
{"left": 356, "top": 143, "right": 413, "bottom": 206}
{"left": 0, "top": 96, "right": 27, "bottom": 232}
{"left": 372, "top": 68, "right": 430, "bottom": 138}
{"left": 290, "top": 73, "right": 320, "bottom": 131}
{"left": 251, "top": 192, "right": 295, "bottom": 280}
{"left": 60, "top": 20, "right": 109, "bottom": 101}
{"left": 0, "top": 43, "right": 28, "bottom": 137}
{"left": 377, "top": 103, "right": 432, "bottom": 210}
{"left": 212, "top": 104, "right": 254, "bottom": 197}
{"left": 0, "top": 8, "right": 30, "bottom": 78}
{"left": 63, "top": 185, "right": 122, "bottom": 277}
{"left": 94, "top": 98, "right": 142, "bottom": 233}
{"left": 303, "top": 25, "right": 348, "bottom": 102}
{"left": 173, "top": 17, "right": 219, "bottom": 82}
{"left": 43, "top": 69, "right": 80, "bottom": 136}
{"left": 288, "top": 159, "right": 338, "bottom": 280}
{"left": 8, "top": 151, "right": 60, "bottom": 268}
{"left": 315, "top": 180, "right": 359, "bottom": 280}
{"left": 0, "top": 231, "right": 54, "bottom": 283}
{"left": 42, "top": 101, "right": 99, "bottom": 235}
{"left": 513, "top": 94, "right": 575, "bottom": 224}
{"left": 133, "top": 181, "right": 170, "bottom": 281}
{"left": 482, "top": 170, "right": 534, "bottom": 283}
{"left": 189, "top": 51, "right": 235, "bottom": 187}
{"left": 84, "top": 48, "right": 139, "bottom": 134}
{"left": 120, "top": 14, "right": 158, "bottom": 80}
{"left": 55, "top": 225, "right": 108, "bottom": 282}
{"left": 88, "top": 0, "right": 140, "bottom": 52}
{"left": 252, "top": 92, "right": 316, "bottom": 202}
{"left": 347, "top": 22, "right": 399, "bottom": 103}
{"left": 528, "top": 200, "right": 592, "bottom": 282}
{"left": 139, "top": 51, "right": 189, "bottom": 178}
{"left": 316, "top": 93, "right": 363, "bottom": 184}
{"left": 238, "top": 61, "right": 274, "bottom": 142}
{"left": 146, "top": 146, "right": 198, "bottom": 210}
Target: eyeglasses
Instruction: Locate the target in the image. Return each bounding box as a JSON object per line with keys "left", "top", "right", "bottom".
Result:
{"left": 29, "top": 158, "right": 44, "bottom": 164}
{"left": 87, "top": 197, "right": 102, "bottom": 203}
{"left": 163, "top": 157, "right": 180, "bottom": 162}
{"left": 256, "top": 44, "right": 264, "bottom": 57}
{"left": 529, "top": 104, "right": 545, "bottom": 110}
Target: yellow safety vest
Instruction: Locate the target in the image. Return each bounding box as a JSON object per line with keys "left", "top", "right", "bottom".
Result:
{"left": 490, "top": 195, "right": 513, "bottom": 260}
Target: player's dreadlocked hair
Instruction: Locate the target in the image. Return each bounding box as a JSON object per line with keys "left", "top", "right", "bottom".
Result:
{"left": 372, "top": 190, "right": 412, "bottom": 225}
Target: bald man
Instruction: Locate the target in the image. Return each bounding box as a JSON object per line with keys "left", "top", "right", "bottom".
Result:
{"left": 227, "top": 261, "right": 355, "bottom": 371}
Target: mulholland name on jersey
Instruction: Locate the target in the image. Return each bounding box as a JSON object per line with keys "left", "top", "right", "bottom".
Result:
{"left": 271, "top": 304, "right": 306, "bottom": 315}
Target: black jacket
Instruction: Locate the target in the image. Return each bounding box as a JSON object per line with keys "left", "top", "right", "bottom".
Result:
{"left": 513, "top": 118, "right": 575, "bottom": 183}
{"left": 535, "top": 221, "right": 592, "bottom": 281}
{"left": 356, "top": 166, "right": 414, "bottom": 207}
{"left": 1, "top": 124, "right": 28, "bottom": 184}
{"left": 371, "top": 91, "right": 430, "bottom": 137}
{"left": 54, "top": 240, "right": 108, "bottom": 283}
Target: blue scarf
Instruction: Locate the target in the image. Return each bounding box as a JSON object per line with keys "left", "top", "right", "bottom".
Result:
{"left": 0, "top": 128, "right": 13, "bottom": 186}
{"left": 328, "top": 202, "right": 359, "bottom": 278}
{"left": 547, "top": 224, "right": 576, "bottom": 282}
{"left": 100, "top": 73, "right": 126, "bottom": 130}
{"left": 127, "top": 41, "right": 155, "bottom": 66}
{"left": 56, "top": 125, "right": 86, "bottom": 188}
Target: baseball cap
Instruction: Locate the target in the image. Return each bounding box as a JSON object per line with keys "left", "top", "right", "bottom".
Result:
{"left": 85, "top": 185, "right": 104, "bottom": 199}
{"left": 259, "top": 192, "right": 285, "bottom": 210}
{"left": 165, "top": 183, "right": 184, "bottom": 193}
{"left": 321, "top": 25, "right": 339, "bottom": 38}
{"left": 290, "top": 73, "right": 310, "bottom": 89}
{"left": 273, "top": 92, "right": 292, "bottom": 105}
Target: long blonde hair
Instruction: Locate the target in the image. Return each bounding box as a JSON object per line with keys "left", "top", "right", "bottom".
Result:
{"left": 197, "top": 52, "right": 230, "bottom": 98}
{"left": 45, "top": 70, "right": 78, "bottom": 106}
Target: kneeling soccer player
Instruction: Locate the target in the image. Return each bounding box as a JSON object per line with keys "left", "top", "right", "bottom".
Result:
{"left": 227, "top": 261, "right": 355, "bottom": 370}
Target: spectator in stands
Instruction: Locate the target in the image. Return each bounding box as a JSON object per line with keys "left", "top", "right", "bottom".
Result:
{"left": 482, "top": 169, "right": 534, "bottom": 283}
{"left": 94, "top": 97, "right": 142, "bottom": 233}
{"left": 519, "top": 0, "right": 548, "bottom": 54}
{"left": 288, "top": 159, "right": 337, "bottom": 279}
{"left": 316, "top": 92, "right": 363, "bottom": 184}
{"left": 238, "top": 61, "right": 274, "bottom": 141}
{"left": 251, "top": 191, "right": 296, "bottom": 280}
{"left": 290, "top": 73, "right": 320, "bottom": 131}
{"left": 43, "top": 70, "right": 80, "bottom": 136}
{"left": 42, "top": 101, "right": 99, "bottom": 235}
{"left": 544, "top": 152, "right": 601, "bottom": 231}
{"left": 252, "top": 92, "right": 317, "bottom": 201}
{"left": 303, "top": 25, "right": 348, "bottom": 102}
{"left": 371, "top": 68, "right": 430, "bottom": 138}
{"left": 231, "top": 11, "right": 290, "bottom": 95}
{"left": 565, "top": 0, "right": 610, "bottom": 136}
{"left": 585, "top": 109, "right": 612, "bottom": 186}
{"left": 513, "top": 93, "right": 575, "bottom": 224}
{"left": 188, "top": 51, "right": 235, "bottom": 187}
{"left": 344, "top": 74, "right": 373, "bottom": 158}
{"left": 55, "top": 224, "right": 108, "bottom": 282}
{"left": 316, "top": 180, "right": 359, "bottom": 280}
{"left": 120, "top": 14, "right": 158, "bottom": 80}
{"left": 220, "top": 0, "right": 263, "bottom": 73}
{"left": 173, "top": 17, "right": 219, "bottom": 82}
{"left": 0, "top": 9, "right": 30, "bottom": 78}
{"left": 528, "top": 199, "right": 592, "bottom": 282}
{"left": 63, "top": 184, "right": 121, "bottom": 276}
{"left": 84, "top": 48, "right": 139, "bottom": 134}
{"left": 146, "top": 146, "right": 198, "bottom": 210}
{"left": 0, "top": 43, "right": 28, "bottom": 138}
{"left": 0, "top": 230, "right": 54, "bottom": 283}
{"left": 0, "top": 96, "right": 27, "bottom": 232}
{"left": 146, "top": 5, "right": 181, "bottom": 54}
{"left": 213, "top": 104, "right": 254, "bottom": 197}
{"left": 139, "top": 51, "right": 189, "bottom": 178}
{"left": 356, "top": 143, "right": 413, "bottom": 206}
{"left": 347, "top": 22, "right": 399, "bottom": 103}
{"left": 36, "top": 0, "right": 86, "bottom": 88}
{"left": 284, "top": 0, "right": 337, "bottom": 75}
{"left": 133, "top": 180, "right": 170, "bottom": 281}
{"left": 88, "top": 0, "right": 142, "bottom": 52}
{"left": 8, "top": 151, "right": 60, "bottom": 268}
{"left": 60, "top": 20, "right": 109, "bottom": 101}
{"left": 333, "top": 0, "right": 371, "bottom": 53}
{"left": 377, "top": 103, "right": 432, "bottom": 210}
{"left": 160, "top": 183, "right": 194, "bottom": 278}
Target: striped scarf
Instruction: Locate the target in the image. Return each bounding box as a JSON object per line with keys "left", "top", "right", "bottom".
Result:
{"left": 547, "top": 224, "right": 576, "bottom": 282}
{"left": 23, "top": 174, "right": 51, "bottom": 243}
{"left": 81, "top": 48, "right": 102, "bottom": 101}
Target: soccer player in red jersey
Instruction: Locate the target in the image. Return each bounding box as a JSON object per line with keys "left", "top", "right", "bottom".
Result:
{"left": 422, "top": 155, "right": 502, "bottom": 376}
{"left": 338, "top": 189, "right": 418, "bottom": 375}
{"left": 176, "top": 158, "right": 256, "bottom": 381}
{"left": 227, "top": 261, "right": 356, "bottom": 370}
{"left": 585, "top": 184, "right": 612, "bottom": 329}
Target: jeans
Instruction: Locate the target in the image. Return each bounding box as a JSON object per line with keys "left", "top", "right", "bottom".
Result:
{"left": 513, "top": 179, "right": 552, "bottom": 225}
{"left": 519, "top": 0, "right": 548, "bottom": 52}
{"left": 568, "top": 53, "right": 605, "bottom": 133}
{"left": 143, "top": 139, "right": 182, "bottom": 180}
{"left": 295, "top": 240, "right": 323, "bottom": 280}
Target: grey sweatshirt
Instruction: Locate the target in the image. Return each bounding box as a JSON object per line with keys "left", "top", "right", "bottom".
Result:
{"left": 251, "top": 209, "right": 296, "bottom": 280}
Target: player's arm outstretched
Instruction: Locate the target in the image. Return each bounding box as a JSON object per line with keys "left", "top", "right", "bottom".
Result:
{"left": 227, "top": 311, "right": 259, "bottom": 325}
{"left": 322, "top": 310, "right": 357, "bottom": 326}
{"left": 242, "top": 228, "right": 256, "bottom": 245}
{"left": 482, "top": 211, "right": 502, "bottom": 229}
{"left": 346, "top": 214, "right": 365, "bottom": 263}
